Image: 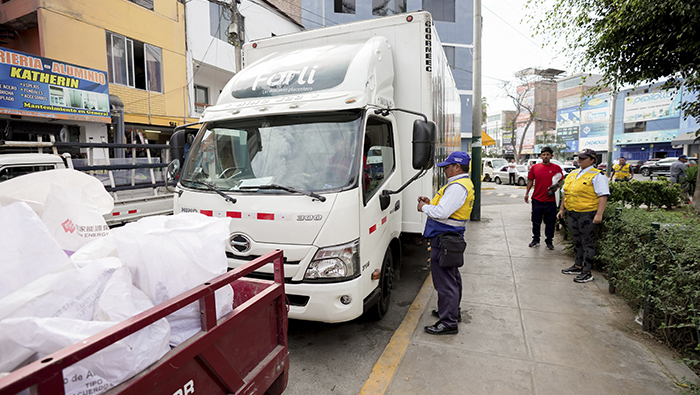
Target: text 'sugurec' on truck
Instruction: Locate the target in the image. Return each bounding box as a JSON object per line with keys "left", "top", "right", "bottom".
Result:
{"left": 168, "top": 12, "right": 461, "bottom": 323}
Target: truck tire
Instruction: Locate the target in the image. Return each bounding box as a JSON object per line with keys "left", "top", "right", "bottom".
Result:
{"left": 367, "top": 249, "right": 394, "bottom": 320}
{"left": 483, "top": 174, "right": 491, "bottom": 182}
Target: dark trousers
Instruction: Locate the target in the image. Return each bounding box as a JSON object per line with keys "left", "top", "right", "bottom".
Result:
{"left": 429, "top": 235, "right": 462, "bottom": 327}
{"left": 531, "top": 199, "right": 557, "bottom": 243}
{"left": 509, "top": 173, "right": 516, "bottom": 185}
{"left": 566, "top": 211, "right": 597, "bottom": 274}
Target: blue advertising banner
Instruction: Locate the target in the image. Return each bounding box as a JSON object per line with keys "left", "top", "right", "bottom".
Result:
{"left": 0, "top": 47, "right": 110, "bottom": 123}
{"left": 579, "top": 93, "right": 611, "bottom": 151}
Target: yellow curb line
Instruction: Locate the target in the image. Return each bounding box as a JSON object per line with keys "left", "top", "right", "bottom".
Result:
{"left": 481, "top": 187, "right": 495, "bottom": 190}
{"left": 358, "top": 274, "right": 434, "bottom": 395}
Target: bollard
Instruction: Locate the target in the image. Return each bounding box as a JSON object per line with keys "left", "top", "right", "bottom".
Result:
{"left": 642, "top": 222, "right": 661, "bottom": 332}
{"left": 608, "top": 207, "right": 624, "bottom": 294}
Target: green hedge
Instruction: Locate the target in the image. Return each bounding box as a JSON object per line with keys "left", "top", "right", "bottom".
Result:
{"left": 595, "top": 205, "right": 700, "bottom": 378}
{"left": 608, "top": 178, "right": 684, "bottom": 208}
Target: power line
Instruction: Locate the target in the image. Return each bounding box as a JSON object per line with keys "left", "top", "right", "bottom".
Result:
{"left": 482, "top": 3, "right": 553, "bottom": 58}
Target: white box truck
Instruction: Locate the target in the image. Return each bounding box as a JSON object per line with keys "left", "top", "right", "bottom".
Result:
{"left": 168, "top": 12, "right": 461, "bottom": 322}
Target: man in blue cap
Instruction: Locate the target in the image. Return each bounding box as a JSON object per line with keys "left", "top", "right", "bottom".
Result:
{"left": 417, "top": 151, "right": 474, "bottom": 335}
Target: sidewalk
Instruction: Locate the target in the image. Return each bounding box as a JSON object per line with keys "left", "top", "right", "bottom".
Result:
{"left": 364, "top": 203, "right": 699, "bottom": 395}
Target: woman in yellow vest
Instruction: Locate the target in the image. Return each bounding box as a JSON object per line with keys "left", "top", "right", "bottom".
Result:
{"left": 417, "top": 151, "right": 474, "bottom": 335}
{"left": 556, "top": 149, "right": 610, "bottom": 283}
{"left": 609, "top": 156, "right": 633, "bottom": 182}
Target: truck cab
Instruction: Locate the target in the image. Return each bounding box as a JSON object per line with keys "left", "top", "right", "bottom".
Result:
{"left": 0, "top": 153, "right": 66, "bottom": 182}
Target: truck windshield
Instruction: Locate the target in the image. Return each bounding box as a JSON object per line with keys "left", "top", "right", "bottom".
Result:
{"left": 180, "top": 111, "right": 363, "bottom": 193}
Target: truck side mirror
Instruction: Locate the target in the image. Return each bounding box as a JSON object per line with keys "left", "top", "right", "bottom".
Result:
{"left": 165, "top": 159, "right": 180, "bottom": 192}
{"left": 412, "top": 119, "right": 436, "bottom": 170}
{"left": 170, "top": 130, "right": 186, "bottom": 165}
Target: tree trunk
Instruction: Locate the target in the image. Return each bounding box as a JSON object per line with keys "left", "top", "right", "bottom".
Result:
{"left": 693, "top": 166, "right": 700, "bottom": 210}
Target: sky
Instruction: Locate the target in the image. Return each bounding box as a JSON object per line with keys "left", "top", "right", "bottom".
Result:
{"left": 480, "top": 0, "right": 569, "bottom": 114}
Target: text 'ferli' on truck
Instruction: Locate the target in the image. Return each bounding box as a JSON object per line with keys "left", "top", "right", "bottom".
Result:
{"left": 167, "top": 11, "right": 461, "bottom": 323}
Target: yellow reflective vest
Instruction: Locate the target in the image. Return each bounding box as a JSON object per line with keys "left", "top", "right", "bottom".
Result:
{"left": 563, "top": 168, "right": 602, "bottom": 212}
{"left": 430, "top": 177, "right": 475, "bottom": 221}
{"left": 613, "top": 163, "right": 631, "bottom": 179}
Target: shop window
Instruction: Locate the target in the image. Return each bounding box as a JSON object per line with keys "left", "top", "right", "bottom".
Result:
{"left": 624, "top": 122, "right": 646, "bottom": 134}
{"left": 106, "top": 32, "right": 163, "bottom": 93}
{"left": 210, "top": 2, "right": 232, "bottom": 41}
{"left": 129, "top": 0, "right": 153, "bottom": 10}
{"left": 335, "top": 0, "right": 356, "bottom": 14}
{"left": 373, "top": 0, "right": 406, "bottom": 16}
{"left": 422, "top": 0, "right": 455, "bottom": 22}
{"left": 195, "top": 85, "right": 210, "bottom": 113}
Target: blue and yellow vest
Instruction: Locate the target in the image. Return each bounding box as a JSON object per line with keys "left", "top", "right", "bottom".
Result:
{"left": 613, "top": 163, "right": 631, "bottom": 179}
{"left": 424, "top": 177, "right": 475, "bottom": 238}
{"left": 563, "top": 168, "right": 601, "bottom": 212}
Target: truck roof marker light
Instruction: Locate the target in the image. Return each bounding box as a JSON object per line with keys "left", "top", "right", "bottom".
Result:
{"left": 345, "top": 99, "right": 356, "bottom": 104}
{"left": 406, "top": 15, "right": 413, "bottom": 22}
{"left": 252, "top": 43, "right": 258, "bottom": 48}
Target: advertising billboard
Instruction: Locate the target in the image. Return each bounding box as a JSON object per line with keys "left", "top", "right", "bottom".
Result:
{"left": 579, "top": 94, "right": 611, "bottom": 151}
{"left": 623, "top": 89, "right": 681, "bottom": 123}
{"left": 0, "top": 47, "right": 110, "bottom": 123}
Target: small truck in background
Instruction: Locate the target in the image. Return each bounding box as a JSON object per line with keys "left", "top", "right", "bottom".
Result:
{"left": 0, "top": 140, "right": 174, "bottom": 226}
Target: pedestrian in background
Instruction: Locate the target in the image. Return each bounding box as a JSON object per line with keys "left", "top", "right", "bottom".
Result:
{"left": 557, "top": 148, "right": 609, "bottom": 283}
{"left": 669, "top": 155, "right": 689, "bottom": 184}
{"left": 525, "top": 146, "right": 563, "bottom": 250}
{"left": 417, "top": 151, "right": 474, "bottom": 335}
{"left": 610, "top": 156, "right": 633, "bottom": 182}
{"left": 507, "top": 159, "right": 517, "bottom": 185}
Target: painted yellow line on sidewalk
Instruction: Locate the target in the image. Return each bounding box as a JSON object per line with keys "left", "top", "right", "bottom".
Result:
{"left": 359, "top": 274, "right": 434, "bottom": 395}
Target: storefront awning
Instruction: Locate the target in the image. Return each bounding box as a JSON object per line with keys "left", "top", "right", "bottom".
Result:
{"left": 671, "top": 132, "right": 700, "bottom": 145}
{"left": 481, "top": 131, "right": 496, "bottom": 146}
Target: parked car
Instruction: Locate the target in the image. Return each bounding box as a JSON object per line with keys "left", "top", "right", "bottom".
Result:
{"left": 639, "top": 157, "right": 698, "bottom": 177}
{"left": 493, "top": 164, "right": 528, "bottom": 186}
{"left": 627, "top": 160, "right": 644, "bottom": 173}
{"left": 527, "top": 159, "right": 575, "bottom": 175}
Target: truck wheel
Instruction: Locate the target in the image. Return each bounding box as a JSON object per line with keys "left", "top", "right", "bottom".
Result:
{"left": 368, "top": 250, "right": 394, "bottom": 320}
{"left": 483, "top": 174, "right": 491, "bottom": 182}
{"left": 494, "top": 177, "right": 502, "bottom": 185}
{"left": 641, "top": 168, "right": 650, "bottom": 177}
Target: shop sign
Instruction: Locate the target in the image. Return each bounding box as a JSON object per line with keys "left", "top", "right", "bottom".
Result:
{"left": 0, "top": 47, "right": 110, "bottom": 123}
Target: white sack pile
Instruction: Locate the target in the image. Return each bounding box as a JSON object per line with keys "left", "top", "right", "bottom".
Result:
{"left": 0, "top": 170, "right": 233, "bottom": 395}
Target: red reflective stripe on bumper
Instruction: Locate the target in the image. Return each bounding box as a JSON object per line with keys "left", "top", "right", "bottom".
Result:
{"left": 112, "top": 212, "right": 119, "bottom": 216}
{"left": 227, "top": 211, "right": 242, "bottom": 218}
{"left": 381, "top": 216, "right": 387, "bottom": 225}
{"left": 200, "top": 210, "right": 213, "bottom": 216}
{"left": 369, "top": 224, "right": 377, "bottom": 234}
{"left": 128, "top": 210, "right": 137, "bottom": 214}
{"left": 258, "top": 213, "right": 274, "bottom": 220}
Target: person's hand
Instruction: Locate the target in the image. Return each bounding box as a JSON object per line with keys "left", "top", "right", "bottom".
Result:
{"left": 417, "top": 196, "right": 430, "bottom": 212}
{"left": 557, "top": 210, "right": 565, "bottom": 220}
{"left": 593, "top": 213, "right": 603, "bottom": 224}
{"left": 524, "top": 194, "right": 529, "bottom": 203}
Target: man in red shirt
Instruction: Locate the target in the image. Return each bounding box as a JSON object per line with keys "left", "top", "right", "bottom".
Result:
{"left": 524, "top": 147, "right": 563, "bottom": 250}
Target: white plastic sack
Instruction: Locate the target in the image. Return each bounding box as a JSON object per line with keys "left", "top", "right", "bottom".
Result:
{"left": 41, "top": 183, "right": 110, "bottom": 254}
{"left": 0, "top": 202, "right": 69, "bottom": 300}
{"left": 111, "top": 213, "right": 234, "bottom": 346}
{"left": 0, "top": 258, "right": 121, "bottom": 373}
{"left": 0, "top": 169, "right": 113, "bottom": 217}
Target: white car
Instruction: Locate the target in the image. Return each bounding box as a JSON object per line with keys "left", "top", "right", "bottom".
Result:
{"left": 493, "top": 164, "right": 528, "bottom": 186}
{"left": 527, "top": 158, "right": 575, "bottom": 174}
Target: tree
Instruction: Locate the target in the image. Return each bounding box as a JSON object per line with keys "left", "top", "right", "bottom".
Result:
{"left": 501, "top": 74, "right": 535, "bottom": 163}
{"left": 526, "top": 0, "right": 700, "bottom": 209}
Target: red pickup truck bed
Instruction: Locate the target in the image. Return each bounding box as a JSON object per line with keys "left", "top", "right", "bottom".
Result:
{"left": 0, "top": 250, "right": 288, "bottom": 395}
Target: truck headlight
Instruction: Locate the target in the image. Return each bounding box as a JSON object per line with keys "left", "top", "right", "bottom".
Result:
{"left": 305, "top": 239, "right": 360, "bottom": 282}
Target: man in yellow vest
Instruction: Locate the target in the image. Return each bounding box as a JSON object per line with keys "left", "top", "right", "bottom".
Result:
{"left": 417, "top": 151, "right": 474, "bottom": 335}
{"left": 557, "top": 148, "right": 610, "bottom": 283}
{"left": 609, "top": 156, "right": 633, "bottom": 182}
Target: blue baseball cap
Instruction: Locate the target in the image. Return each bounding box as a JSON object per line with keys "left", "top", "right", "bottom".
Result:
{"left": 437, "top": 151, "right": 471, "bottom": 167}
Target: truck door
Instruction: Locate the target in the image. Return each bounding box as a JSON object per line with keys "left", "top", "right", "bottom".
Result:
{"left": 359, "top": 116, "right": 399, "bottom": 317}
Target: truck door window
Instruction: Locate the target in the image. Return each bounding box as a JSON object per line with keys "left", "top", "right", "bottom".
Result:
{"left": 363, "top": 117, "right": 395, "bottom": 204}
{"left": 0, "top": 165, "right": 56, "bottom": 182}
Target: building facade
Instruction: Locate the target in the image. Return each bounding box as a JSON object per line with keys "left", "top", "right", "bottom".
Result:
{"left": 298, "top": 0, "right": 474, "bottom": 147}
{"left": 484, "top": 110, "right": 515, "bottom": 156}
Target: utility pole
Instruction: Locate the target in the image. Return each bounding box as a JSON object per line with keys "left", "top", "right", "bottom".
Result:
{"left": 606, "top": 92, "right": 617, "bottom": 171}
{"left": 470, "top": 0, "right": 482, "bottom": 221}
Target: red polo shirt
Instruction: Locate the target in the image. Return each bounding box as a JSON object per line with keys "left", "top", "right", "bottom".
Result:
{"left": 528, "top": 162, "right": 563, "bottom": 202}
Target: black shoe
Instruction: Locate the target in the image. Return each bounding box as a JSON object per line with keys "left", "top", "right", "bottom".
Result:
{"left": 562, "top": 265, "right": 582, "bottom": 275}
{"left": 528, "top": 240, "right": 540, "bottom": 248}
{"left": 546, "top": 241, "right": 554, "bottom": 250}
{"left": 424, "top": 321, "right": 458, "bottom": 335}
{"left": 573, "top": 272, "right": 594, "bottom": 283}
{"left": 431, "top": 309, "right": 462, "bottom": 322}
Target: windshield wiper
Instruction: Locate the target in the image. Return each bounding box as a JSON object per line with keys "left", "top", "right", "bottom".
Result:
{"left": 182, "top": 179, "right": 237, "bottom": 204}
{"left": 239, "top": 184, "right": 327, "bottom": 202}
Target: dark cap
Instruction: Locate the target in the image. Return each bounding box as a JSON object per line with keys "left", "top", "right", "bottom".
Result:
{"left": 577, "top": 148, "right": 596, "bottom": 159}
{"left": 679, "top": 155, "right": 688, "bottom": 160}
{"left": 436, "top": 151, "right": 471, "bottom": 167}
